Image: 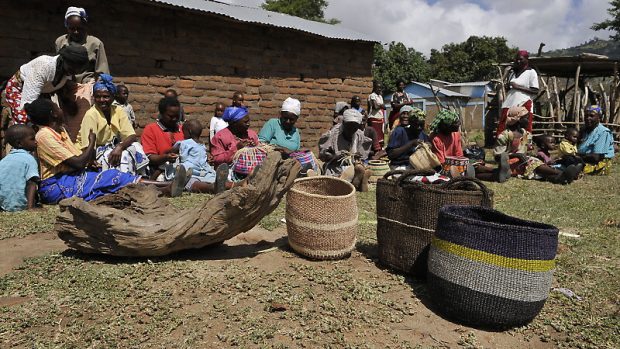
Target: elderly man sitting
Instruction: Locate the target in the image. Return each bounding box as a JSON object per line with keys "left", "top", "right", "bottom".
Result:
{"left": 318, "top": 109, "right": 373, "bottom": 191}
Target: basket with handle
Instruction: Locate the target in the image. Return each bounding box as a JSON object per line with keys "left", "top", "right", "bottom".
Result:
{"left": 376, "top": 171, "right": 493, "bottom": 276}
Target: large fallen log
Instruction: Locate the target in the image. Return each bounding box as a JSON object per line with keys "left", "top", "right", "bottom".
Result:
{"left": 55, "top": 152, "right": 300, "bottom": 257}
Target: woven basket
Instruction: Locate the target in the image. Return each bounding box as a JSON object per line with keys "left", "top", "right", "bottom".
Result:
{"left": 286, "top": 176, "right": 358, "bottom": 260}
{"left": 376, "top": 170, "right": 493, "bottom": 276}
{"left": 428, "top": 205, "right": 558, "bottom": 328}
{"left": 368, "top": 159, "right": 390, "bottom": 183}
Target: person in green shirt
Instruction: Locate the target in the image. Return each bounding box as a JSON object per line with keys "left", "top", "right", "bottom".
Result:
{"left": 258, "top": 97, "right": 302, "bottom": 154}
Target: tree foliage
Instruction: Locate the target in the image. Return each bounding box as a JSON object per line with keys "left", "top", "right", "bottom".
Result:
{"left": 372, "top": 42, "right": 430, "bottom": 93}
{"left": 428, "top": 36, "right": 516, "bottom": 83}
{"left": 372, "top": 36, "right": 516, "bottom": 92}
{"left": 262, "top": 0, "right": 340, "bottom": 24}
{"left": 592, "top": 0, "right": 620, "bottom": 41}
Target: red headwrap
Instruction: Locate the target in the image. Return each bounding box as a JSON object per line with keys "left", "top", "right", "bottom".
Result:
{"left": 517, "top": 50, "right": 529, "bottom": 58}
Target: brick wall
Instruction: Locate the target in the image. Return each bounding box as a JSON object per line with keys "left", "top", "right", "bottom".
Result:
{"left": 0, "top": 0, "right": 374, "bottom": 147}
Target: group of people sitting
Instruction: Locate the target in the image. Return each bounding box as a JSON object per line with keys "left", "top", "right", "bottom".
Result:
{"left": 0, "top": 7, "right": 616, "bottom": 212}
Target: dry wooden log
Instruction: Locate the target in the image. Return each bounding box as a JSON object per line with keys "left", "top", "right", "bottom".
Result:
{"left": 55, "top": 152, "right": 301, "bottom": 257}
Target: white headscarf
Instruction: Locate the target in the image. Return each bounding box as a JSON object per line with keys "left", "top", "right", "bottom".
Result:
{"left": 342, "top": 109, "right": 363, "bottom": 124}
{"left": 281, "top": 97, "right": 301, "bottom": 116}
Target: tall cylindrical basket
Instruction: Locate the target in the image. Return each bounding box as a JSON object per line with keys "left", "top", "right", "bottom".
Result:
{"left": 286, "top": 176, "right": 358, "bottom": 260}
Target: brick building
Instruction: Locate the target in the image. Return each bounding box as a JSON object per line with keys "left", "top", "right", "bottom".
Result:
{"left": 0, "top": 0, "right": 376, "bottom": 147}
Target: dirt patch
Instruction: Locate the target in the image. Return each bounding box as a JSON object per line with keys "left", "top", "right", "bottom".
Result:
{"left": 0, "top": 231, "right": 66, "bottom": 276}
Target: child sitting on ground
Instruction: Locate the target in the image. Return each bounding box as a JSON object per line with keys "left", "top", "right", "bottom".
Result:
{"left": 534, "top": 135, "right": 558, "bottom": 166}
{"left": 0, "top": 125, "right": 40, "bottom": 211}
{"left": 113, "top": 84, "right": 136, "bottom": 128}
{"left": 559, "top": 127, "right": 579, "bottom": 157}
{"left": 172, "top": 119, "right": 233, "bottom": 194}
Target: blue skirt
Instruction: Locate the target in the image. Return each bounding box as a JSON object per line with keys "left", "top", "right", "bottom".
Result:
{"left": 39, "top": 169, "right": 140, "bottom": 204}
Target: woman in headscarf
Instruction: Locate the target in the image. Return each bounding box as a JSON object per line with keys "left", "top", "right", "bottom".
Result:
{"left": 497, "top": 50, "right": 539, "bottom": 136}
{"left": 1, "top": 45, "right": 89, "bottom": 124}
{"left": 211, "top": 106, "right": 259, "bottom": 168}
{"left": 55, "top": 6, "right": 109, "bottom": 84}
{"left": 429, "top": 109, "right": 464, "bottom": 164}
{"left": 318, "top": 109, "right": 373, "bottom": 191}
{"left": 258, "top": 97, "right": 302, "bottom": 153}
{"left": 76, "top": 74, "right": 148, "bottom": 175}
{"left": 386, "top": 106, "right": 430, "bottom": 169}
{"left": 578, "top": 105, "right": 615, "bottom": 175}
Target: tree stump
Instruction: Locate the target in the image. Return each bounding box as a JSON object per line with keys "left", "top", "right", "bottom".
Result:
{"left": 55, "top": 153, "right": 300, "bottom": 257}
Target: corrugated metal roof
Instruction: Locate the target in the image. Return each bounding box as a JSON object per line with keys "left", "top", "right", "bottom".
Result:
{"left": 446, "top": 81, "right": 491, "bottom": 87}
{"left": 142, "top": 0, "right": 377, "bottom": 42}
{"left": 410, "top": 82, "right": 469, "bottom": 98}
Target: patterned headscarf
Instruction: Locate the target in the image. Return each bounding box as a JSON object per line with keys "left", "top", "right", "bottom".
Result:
{"left": 429, "top": 109, "right": 460, "bottom": 133}
{"left": 93, "top": 74, "right": 117, "bottom": 95}
{"left": 410, "top": 107, "right": 426, "bottom": 121}
{"left": 222, "top": 106, "right": 249, "bottom": 123}
{"left": 587, "top": 105, "right": 602, "bottom": 114}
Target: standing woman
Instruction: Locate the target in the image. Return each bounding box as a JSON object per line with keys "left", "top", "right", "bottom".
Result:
{"left": 497, "top": 50, "right": 539, "bottom": 136}
{"left": 388, "top": 79, "right": 412, "bottom": 130}
{"left": 367, "top": 81, "right": 385, "bottom": 147}
{"left": 55, "top": 7, "right": 109, "bottom": 84}
{"left": 1, "top": 46, "right": 88, "bottom": 124}
{"left": 76, "top": 74, "right": 148, "bottom": 175}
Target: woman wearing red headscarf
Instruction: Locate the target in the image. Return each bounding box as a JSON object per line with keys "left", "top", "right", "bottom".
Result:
{"left": 497, "top": 50, "right": 539, "bottom": 136}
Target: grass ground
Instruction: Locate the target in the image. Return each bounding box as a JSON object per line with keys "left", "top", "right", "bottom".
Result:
{"left": 0, "top": 169, "right": 618, "bottom": 348}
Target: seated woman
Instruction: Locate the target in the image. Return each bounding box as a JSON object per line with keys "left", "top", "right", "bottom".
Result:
{"left": 258, "top": 97, "right": 318, "bottom": 174}
{"left": 258, "top": 97, "right": 301, "bottom": 153}
{"left": 27, "top": 98, "right": 185, "bottom": 204}
{"left": 429, "top": 109, "right": 464, "bottom": 165}
{"left": 141, "top": 97, "right": 184, "bottom": 180}
{"left": 76, "top": 74, "right": 148, "bottom": 175}
{"left": 361, "top": 113, "right": 387, "bottom": 161}
{"left": 430, "top": 109, "right": 505, "bottom": 181}
{"left": 2, "top": 45, "right": 89, "bottom": 124}
{"left": 578, "top": 106, "right": 615, "bottom": 175}
{"left": 386, "top": 105, "right": 429, "bottom": 169}
{"left": 318, "top": 109, "right": 373, "bottom": 191}
{"left": 493, "top": 113, "right": 580, "bottom": 184}
{"left": 211, "top": 106, "right": 260, "bottom": 179}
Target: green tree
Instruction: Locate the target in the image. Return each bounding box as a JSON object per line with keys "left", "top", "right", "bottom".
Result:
{"left": 429, "top": 36, "right": 516, "bottom": 83}
{"left": 261, "top": 0, "right": 340, "bottom": 24}
{"left": 592, "top": 0, "right": 620, "bottom": 41}
{"left": 372, "top": 42, "right": 430, "bottom": 93}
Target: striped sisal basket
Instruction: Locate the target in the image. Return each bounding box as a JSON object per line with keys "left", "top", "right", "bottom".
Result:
{"left": 286, "top": 176, "right": 358, "bottom": 260}
{"left": 428, "top": 205, "right": 558, "bottom": 328}
{"left": 376, "top": 171, "right": 493, "bottom": 276}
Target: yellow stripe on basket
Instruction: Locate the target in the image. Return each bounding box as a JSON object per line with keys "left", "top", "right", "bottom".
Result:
{"left": 431, "top": 237, "right": 555, "bottom": 272}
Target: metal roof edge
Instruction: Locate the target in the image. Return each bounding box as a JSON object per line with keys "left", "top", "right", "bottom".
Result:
{"left": 140, "top": 0, "right": 379, "bottom": 43}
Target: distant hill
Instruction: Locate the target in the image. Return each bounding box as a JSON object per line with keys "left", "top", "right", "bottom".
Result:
{"left": 543, "top": 38, "right": 620, "bottom": 58}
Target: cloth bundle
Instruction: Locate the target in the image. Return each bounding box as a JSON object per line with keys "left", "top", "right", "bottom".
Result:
{"left": 232, "top": 145, "right": 271, "bottom": 175}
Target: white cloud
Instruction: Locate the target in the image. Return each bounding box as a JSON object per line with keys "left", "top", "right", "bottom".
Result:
{"left": 226, "top": 0, "right": 612, "bottom": 55}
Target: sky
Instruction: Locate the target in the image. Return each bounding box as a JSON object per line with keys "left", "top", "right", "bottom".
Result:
{"left": 224, "top": 0, "right": 612, "bottom": 56}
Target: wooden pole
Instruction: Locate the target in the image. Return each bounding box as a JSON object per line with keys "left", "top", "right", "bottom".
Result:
{"left": 553, "top": 77, "right": 562, "bottom": 123}
{"left": 572, "top": 64, "right": 581, "bottom": 121}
